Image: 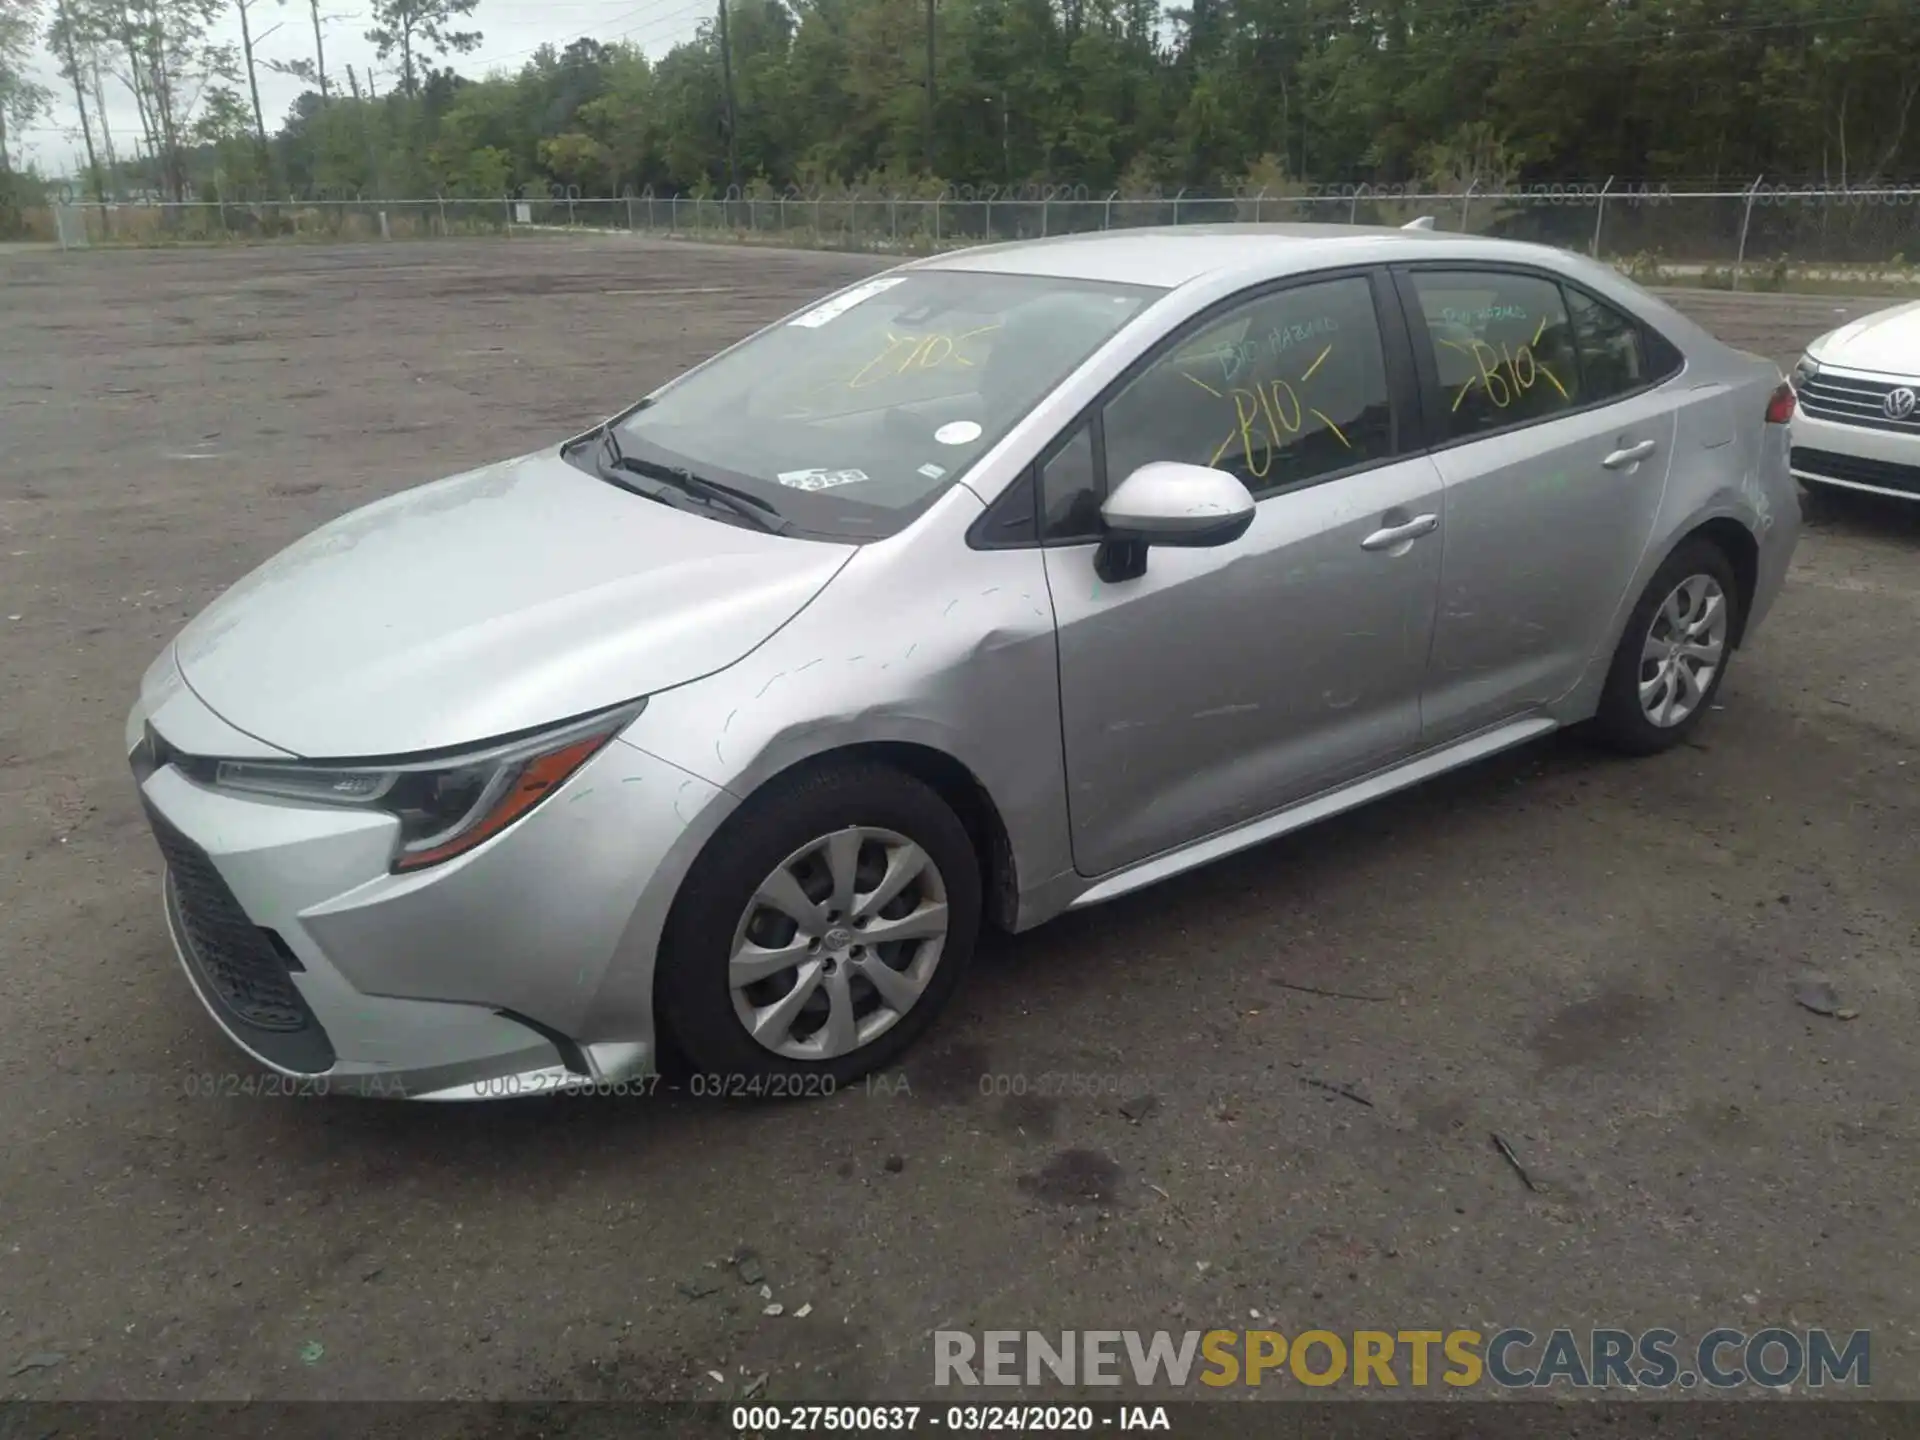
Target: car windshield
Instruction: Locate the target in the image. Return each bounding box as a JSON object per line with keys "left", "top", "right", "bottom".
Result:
{"left": 609, "top": 270, "right": 1161, "bottom": 539}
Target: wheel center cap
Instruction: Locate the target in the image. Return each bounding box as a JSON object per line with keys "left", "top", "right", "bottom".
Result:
{"left": 823, "top": 926, "right": 853, "bottom": 951}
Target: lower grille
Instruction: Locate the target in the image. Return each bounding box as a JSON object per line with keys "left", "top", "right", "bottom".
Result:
{"left": 1791, "top": 447, "right": 1920, "bottom": 498}
{"left": 145, "top": 804, "right": 311, "bottom": 1032}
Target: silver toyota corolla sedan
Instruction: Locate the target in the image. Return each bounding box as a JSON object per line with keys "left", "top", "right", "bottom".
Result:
{"left": 126, "top": 224, "right": 1801, "bottom": 1099}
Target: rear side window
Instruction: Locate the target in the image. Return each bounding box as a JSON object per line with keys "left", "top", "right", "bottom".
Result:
{"left": 1567, "top": 287, "right": 1647, "bottom": 399}
{"left": 1410, "top": 270, "right": 1581, "bottom": 439}
{"left": 1101, "top": 275, "right": 1394, "bottom": 497}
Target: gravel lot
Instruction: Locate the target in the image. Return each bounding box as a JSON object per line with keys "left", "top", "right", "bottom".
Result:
{"left": 1, "top": 236, "right": 1916, "bottom": 1404}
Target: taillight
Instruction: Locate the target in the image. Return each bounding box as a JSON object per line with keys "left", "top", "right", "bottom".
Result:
{"left": 1765, "top": 381, "right": 1796, "bottom": 425}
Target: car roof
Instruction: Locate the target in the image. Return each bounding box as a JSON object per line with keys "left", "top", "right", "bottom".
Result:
{"left": 908, "top": 223, "right": 1570, "bottom": 290}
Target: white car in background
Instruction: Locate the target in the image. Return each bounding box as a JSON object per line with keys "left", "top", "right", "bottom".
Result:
{"left": 1789, "top": 300, "right": 1920, "bottom": 500}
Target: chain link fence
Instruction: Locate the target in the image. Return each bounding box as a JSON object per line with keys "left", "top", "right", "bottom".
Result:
{"left": 37, "top": 180, "right": 1920, "bottom": 286}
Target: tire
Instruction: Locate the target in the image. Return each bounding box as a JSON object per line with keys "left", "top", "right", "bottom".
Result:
{"left": 1585, "top": 537, "right": 1742, "bottom": 756}
{"left": 657, "top": 759, "right": 982, "bottom": 1089}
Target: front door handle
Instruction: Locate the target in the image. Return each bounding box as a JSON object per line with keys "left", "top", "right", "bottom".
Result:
{"left": 1602, "top": 439, "right": 1659, "bottom": 469}
{"left": 1360, "top": 513, "right": 1439, "bottom": 552}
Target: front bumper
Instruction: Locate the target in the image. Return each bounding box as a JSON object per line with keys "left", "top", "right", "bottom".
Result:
{"left": 128, "top": 670, "right": 734, "bottom": 1098}
{"left": 1790, "top": 407, "right": 1920, "bottom": 501}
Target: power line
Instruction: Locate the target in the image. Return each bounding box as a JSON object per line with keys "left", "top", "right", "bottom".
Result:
{"left": 616, "top": 3, "right": 715, "bottom": 46}
{"left": 461, "top": 0, "right": 699, "bottom": 68}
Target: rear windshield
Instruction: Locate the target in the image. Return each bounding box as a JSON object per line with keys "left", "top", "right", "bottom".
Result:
{"left": 610, "top": 270, "right": 1160, "bottom": 540}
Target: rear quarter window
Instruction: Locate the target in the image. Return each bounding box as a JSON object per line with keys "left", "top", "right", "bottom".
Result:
{"left": 1566, "top": 288, "right": 1648, "bottom": 399}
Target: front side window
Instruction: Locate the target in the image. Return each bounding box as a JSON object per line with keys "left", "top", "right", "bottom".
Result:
{"left": 1040, "top": 423, "right": 1101, "bottom": 543}
{"left": 609, "top": 271, "right": 1158, "bottom": 540}
{"left": 1101, "top": 275, "right": 1395, "bottom": 497}
{"left": 1410, "top": 270, "right": 1582, "bottom": 439}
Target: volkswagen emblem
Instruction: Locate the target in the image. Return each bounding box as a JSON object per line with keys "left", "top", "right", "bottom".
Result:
{"left": 1887, "top": 387, "right": 1919, "bottom": 421}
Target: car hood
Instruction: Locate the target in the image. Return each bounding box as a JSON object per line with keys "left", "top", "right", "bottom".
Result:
{"left": 173, "top": 450, "right": 856, "bottom": 758}
{"left": 1812, "top": 300, "right": 1920, "bottom": 376}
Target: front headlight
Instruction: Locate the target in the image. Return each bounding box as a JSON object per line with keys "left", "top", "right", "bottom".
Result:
{"left": 1791, "top": 354, "right": 1819, "bottom": 389}
{"left": 211, "top": 701, "right": 645, "bottom": 871}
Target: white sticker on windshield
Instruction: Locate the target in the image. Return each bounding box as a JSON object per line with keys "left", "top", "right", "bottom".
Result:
{"left": 777, "top": 467, "right": 871, "bottom": 491}
{"left": 934, "top": 420, "right": 983, "bottom": 446}
{"left": 917, "top": 462, "right": 947, "bottom": 480}
{"left": 788, "top": 277, "right": 907, "bottom": 329}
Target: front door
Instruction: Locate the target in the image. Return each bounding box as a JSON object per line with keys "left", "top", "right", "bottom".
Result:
{"left": 1042, "top": 271, "right": 1446, "bottom": 878}
{"left": 1397, "top": 266, "right": 1680, "bottom": 742}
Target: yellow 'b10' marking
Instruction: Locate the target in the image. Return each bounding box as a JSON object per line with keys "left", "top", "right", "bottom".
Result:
{"left": 1192, "top": 341, "right": 1352, "bottom": 477}
{"left": 1208, "top": 380, "right": 1315, "bottom": 477}
{"left": 1444, "top": 326, "right": 1569, "bottom": 413}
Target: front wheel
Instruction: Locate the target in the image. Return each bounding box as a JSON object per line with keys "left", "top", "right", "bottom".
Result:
{"left": 1584, "top": 538, "right": 1741, "bottom": 756}
{"left": 657, "top": 761, "right": 981, "bottom": 1088}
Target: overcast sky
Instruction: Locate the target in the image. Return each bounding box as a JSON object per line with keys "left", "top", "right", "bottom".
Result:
{"left": 15, "top": 0, "right": 711, "bottom": 177}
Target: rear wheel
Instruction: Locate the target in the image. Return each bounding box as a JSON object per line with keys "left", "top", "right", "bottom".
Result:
{"left": 1585, "top": 538, "right": 1741, "bottom": 755}
{"left": 658, "top": 761, "right": 981, "bottom": 1088}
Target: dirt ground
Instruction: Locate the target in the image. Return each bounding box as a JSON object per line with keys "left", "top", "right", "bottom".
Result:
{"left": 1, "top": 236, "right": 1917, "bottom": 1404}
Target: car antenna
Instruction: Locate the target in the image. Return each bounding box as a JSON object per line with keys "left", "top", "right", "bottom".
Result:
{"left": 1402, "top": 216, "right": 1436, "bottom": 230}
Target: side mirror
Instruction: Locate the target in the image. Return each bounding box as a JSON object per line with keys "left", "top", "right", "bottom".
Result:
{"left": 1095, "top": 462, "right": 1256, "bottom": 582}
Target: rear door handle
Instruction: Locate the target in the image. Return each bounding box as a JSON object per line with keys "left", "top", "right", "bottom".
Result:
{"left": 1360, "top": 513, "right": 1439, "bottom": 551}
{"left": 1602, "top": 439, "right": 1659, "bottom": 469}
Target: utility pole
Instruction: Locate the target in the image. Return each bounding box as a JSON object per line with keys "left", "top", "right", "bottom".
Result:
{"left": 715, "top": 0, "right": 738, "bottom": 193}
{"left": 346, "top": 63, "right": 381, "bottom": 195}
{"left": 310, "top": 0, "right": 331, "bottom": 103}
{"left": 1000, "top": 92, "right": 1009, "bottom": 184}
{"left": 236, "top": 0, "right": 272, "bottom": 179}
{"left": 91, "top": 57, "right": 119, "bottom": 183}
{"left": 923, "top": 0, "right": 935, "bottom": 175}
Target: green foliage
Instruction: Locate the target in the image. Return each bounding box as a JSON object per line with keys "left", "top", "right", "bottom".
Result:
{"left": 365, "top": 0, "right": 480, "bottom": 97}
{"left": 460, "top": 143, "right": 512, "bottom": 196}
{"left": 52, "top": 0, "right": 235, "bottom": 199}
{"left": 1618, "top": 252, "right": 1670, "bottom": 285}
{"left": 538, "top": 130, "right": 612, "bottom": 190}
{"left": 195, "top": 84, "right": 270, "bottom": 192}
{"left": 1, "top": 0, "right": 51, "bottom": 173}
{"left": 93, "top": 0, "right": 1920, "bottom": 204}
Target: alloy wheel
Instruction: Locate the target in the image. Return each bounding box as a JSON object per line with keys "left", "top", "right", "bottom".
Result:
{"left": 729, "top": 826, "right": 950, "bottom": 1061}
{"left": 1639, "top": 573, "right": 1728, "bottom": 728}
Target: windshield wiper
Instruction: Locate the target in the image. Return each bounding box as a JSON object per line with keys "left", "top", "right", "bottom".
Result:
{"left": 597, "top": 426, "right": 789, "bottom": 535}
{"left": 591, "top": 426, "right": 677, "bottom": 507}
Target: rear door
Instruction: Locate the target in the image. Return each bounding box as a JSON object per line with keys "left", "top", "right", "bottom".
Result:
{"left": 1396, "top": 266, "right": 1681, "bottom": 743}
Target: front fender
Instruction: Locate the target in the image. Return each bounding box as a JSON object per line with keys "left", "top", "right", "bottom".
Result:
{"left": 620, "top": 495, "right": 1077, "bottom": 922}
